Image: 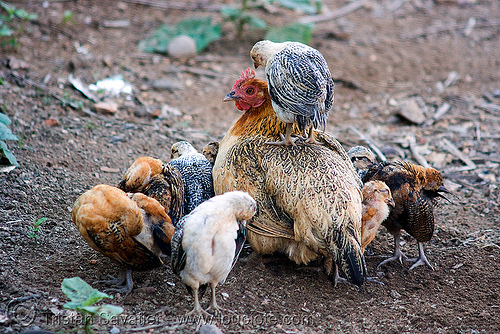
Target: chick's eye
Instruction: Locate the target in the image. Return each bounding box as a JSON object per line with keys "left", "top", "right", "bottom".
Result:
{"left": 246, "top": 87, "right": 255, "bottom": 95}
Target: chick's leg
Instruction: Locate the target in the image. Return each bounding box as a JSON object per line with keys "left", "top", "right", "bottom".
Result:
{"left": 407, "top": 241, "right": 434, "bottom": 270}
{"left": 265, "top": 124, "right": 298, "bottom": 146}
{"left": 206, "top": 283, "right": 222, "bottom": 315}
{"left": 103, "top": 268, "right": 134, "bottom": 296}
{"left": 377, "top": 231, "right": 407, "bottom": 269}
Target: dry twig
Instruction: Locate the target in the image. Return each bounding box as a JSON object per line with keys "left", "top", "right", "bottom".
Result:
{"left": 299, "top": 0, "right": 367, "bottom": 24}
{"left": 440, "top": 138, "right": 477, "bottom": 170}
{"left": 121, "top": 0, "right": 223, "bottom": 11}
{"left": 407, "top": 134, "right": 429, "bottom": 168}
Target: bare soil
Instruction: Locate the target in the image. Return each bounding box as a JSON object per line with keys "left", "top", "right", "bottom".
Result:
{"left": 1, "top": 0, "right": 499, "bottom": 333}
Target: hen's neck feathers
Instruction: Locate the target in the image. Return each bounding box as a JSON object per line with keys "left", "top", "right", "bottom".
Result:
{"left": 227, "top": 80, "right": 289, "bottom": 138}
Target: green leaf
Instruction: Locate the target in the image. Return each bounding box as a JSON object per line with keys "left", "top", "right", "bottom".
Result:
{"left": 77, "top": 306, "right": 101, "bottom": 315}
{"left": 0, "top": 140, "right": 18, "bottom": 168}
{"left": 61, "top": 277, "right": 111, "bottom": 306}
{"left": 275, "top": 0, "right": 321, "bottom": 15}
{"left": 139, "top": 17, "right": 221, "bottom": 54}
{"left": 0, "top": 25, "right": 13, "bottom": 37}
{"left": 95, "top": 305, "right": 124, "bottom": 320}
{"left": 0, "top": 122, "right": 18, "bottom": 141}
{"left": 245, "top": 14, "right": 267, "bottom": 29}
{"left": 265, "top": 22, "right": 314, "bottom": 44}
{"left": 220, "top": 6, "right": 240, "bottom": 20}
{"left": 0, "top": 113, "right": 11, "bottom": 126}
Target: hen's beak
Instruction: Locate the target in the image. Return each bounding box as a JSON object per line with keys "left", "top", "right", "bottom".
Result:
{"left": 253, "top": 62, "right": 259, "bottom": 69}
{"left": 223, "top": 91, "right": 238, "bottom": 102}
{"left": 386, "top": 197, "right": 395, "bottom": 207}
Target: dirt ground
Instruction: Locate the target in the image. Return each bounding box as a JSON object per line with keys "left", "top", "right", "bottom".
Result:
{"left": 1, "top": 0, "right": 499, "bottom": 333}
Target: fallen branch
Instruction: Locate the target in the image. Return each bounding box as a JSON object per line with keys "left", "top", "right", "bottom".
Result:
{"left": 121, "top": 0, "right": 223, "bottom": 11}
{"left": 299, "top": 0, "right": 366, "bottom": 24}
{"left": 401, "top": 19, "right": 500, "bottom": 40}
{"left": 348, "top": 126, "right": 387, "bottom": 162}
{"left": 424, "top": 102, "right": 451, "bottom": 126}
{"left": 407, "top": 134, "right": 429, "bottom": 168}
{"left": 440, "top": 138, "right": 477, "bottom": 170}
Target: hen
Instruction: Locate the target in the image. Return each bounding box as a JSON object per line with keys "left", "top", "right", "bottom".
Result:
{"left": 250, "top": 40, "right": 334, "bottom": 146}
{"left": 360, "top": 180, "right": 394, "bottom": 252}
{"left": 348, "top": 145, "right": 377, "bottom": 179}
{"left": 171, "top": 191, "right": 256, "bottom": 316}
{"left": 118, "top": 156, "right": 184, "bottom": 226}
{"left": 71, "top": 184, "right": 175, "bottom": 295}
{"left": 214, "top": 69, "right": 365, "bottom": 286}
{"left": 168, "top": 141, "right": 215, "bottom": 215}
{"left": 349, "top": 148, "right": 449, "bottom": 270}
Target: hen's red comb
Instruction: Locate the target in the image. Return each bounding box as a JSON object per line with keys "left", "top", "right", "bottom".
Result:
{"left": 235, "top": 68, "right": 255, "bottom": 87}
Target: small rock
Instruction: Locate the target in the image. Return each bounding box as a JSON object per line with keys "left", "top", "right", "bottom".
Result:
{"left": 199, "top": 324, "right": 223, "bottom": 334}
{"left": 398, "top": 99, "right": 426, "bottom": 124}
{"left": 7, "top": 57, "right": 30, "bottom": 70}
{"left": 94, "top": 101, "right": 118, "bottom": 114}
{"left": 134, "top": 287, "right": 155, "bottom": 294}
{"left": 167, "top": 35, "right": 197, "bottom": 58}
{"left": 381, "top": 146, "right": 404, "bottom": 161}
{"left": 110, "top": 326, "right": 120, "bottom": 334}
{"left": 390, "top": 290, "right": 401, "bottom": 299}
{"left": 151, "top": 79, "right": 182, "bottom": 91}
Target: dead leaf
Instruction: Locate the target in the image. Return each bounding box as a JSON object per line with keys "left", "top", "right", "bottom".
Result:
{"left": 44, "top": 118, "right": 60, "bottom": 127}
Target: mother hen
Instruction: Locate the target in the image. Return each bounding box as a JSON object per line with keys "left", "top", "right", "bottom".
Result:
{"left": 213, "top": 69, "right": 366, "bottom": 286}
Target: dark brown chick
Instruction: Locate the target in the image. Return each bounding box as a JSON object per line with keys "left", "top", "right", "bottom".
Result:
{"left": 361, "top": 180, "right": 395, "bottom": 253}
{"left": 361, "top": 160, "right": 449, "bottom": 270}
{"left": 71, "top": 184, "right": 175, "bottom": 295}
{"left": 119, "top": 156, "right": 184, "bottom": 226}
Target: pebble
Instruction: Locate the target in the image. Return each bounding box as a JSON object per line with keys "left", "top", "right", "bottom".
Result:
{"left": 151, "top": 79, "right": 183, "bottom": 91}
{"left": 199, "top": 324, "right": 223, "bottom": 334}
{"left": 110, "top": 326, "right": 120, "bottom": 334}
{"left": 167, "top": 35, "right": 197, "bottom": 58}
{"left": 398, "top": 98, "right": 426, "bottom": 124}
{"left": 94, "top": 101, "right": 118, "bottom": 114}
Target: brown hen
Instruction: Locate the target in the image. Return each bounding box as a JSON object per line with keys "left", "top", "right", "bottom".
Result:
{"left": 119, "top": 156, "right": 184, "bottom": 226}
{"left": 214, "top": 69, "right": 365, "bottom": 286}
{"left": 71, "top": 184, "right": 175, "bottom": 294}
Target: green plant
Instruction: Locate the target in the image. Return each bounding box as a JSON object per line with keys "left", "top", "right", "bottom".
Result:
{"left": 62, "top": 10, "right": 74, "bottom": 24}
{"left": 139, "top": 17, "right": 221, "bottom": 54}
{"left": 0, "top": 112, "right": 18, "bottom": 171}
{"left": 28, "top": 217, "right": 47, "bottom": 239}
{"left": 221, "top": 0, "right": 266, "bottom": 38}
{"left": 62, "top": 277, "right": 123, "bottom": 334}
{"left": 265, "top": 22, "right": 314, "bottom": 44}
{"left": 0, "top": 1, "right": 38, "bottom": 48}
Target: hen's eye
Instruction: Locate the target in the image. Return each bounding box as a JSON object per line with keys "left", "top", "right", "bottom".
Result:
{"left": 246, "top": 87, "right": 255, "bottom": 95}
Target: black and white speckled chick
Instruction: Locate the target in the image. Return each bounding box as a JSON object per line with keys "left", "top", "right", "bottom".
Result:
{"left": 347, "top": 146, "right": 377, "bottom": 180}
{"left": 168, "top": 141, "right": 215, "bottom": 216}
{"left": 250, "top": 40, "right": 334, "bottom": 146}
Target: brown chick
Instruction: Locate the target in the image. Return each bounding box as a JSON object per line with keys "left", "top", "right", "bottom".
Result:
{"left": 71, "top": 184, "right": 175, "bottom": 295}
{"left": 361, "top": 180, "right": 395, "bottom": 253}
{"left": 202, "top": 141, "right": 219, "bottom": 166}
{"left": 215, "top": 69, "right": 366, "bottom": 286}
{"left": 361, "top": 160, "right": 449, "bottom": 270}
{"left": 119, "top": 156, "right": 184, "bottom": 226}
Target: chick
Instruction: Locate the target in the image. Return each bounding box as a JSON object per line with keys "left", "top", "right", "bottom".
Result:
{"left": 171, "top": 191, "right": 257, "bottom": 316}
{"left": 119, "top": 156, "right": 184, "bottom": 226}
{"left": 250, "top": 40, "right": 334, "bottom": 146}
{"left": 347, "top": 146, "right": 377, "bottom": 180}
{"left": 71, "top": 185, "right": 174, "bottom": 295}
{"left": 361, "top": 180, "right": 395, "bottom": 252}
{"left": 168, "top": 141, "right": 215, "bottom": 215}
{"left": 202, "top": 141, "right": 219, "bottom": 166}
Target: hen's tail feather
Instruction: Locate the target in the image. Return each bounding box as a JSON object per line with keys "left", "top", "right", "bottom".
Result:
{"left": 152, "top": 224, "right": 172, "bottom": 256}
{"left": 330, "top": 229, "right": 366, "bottom": 286}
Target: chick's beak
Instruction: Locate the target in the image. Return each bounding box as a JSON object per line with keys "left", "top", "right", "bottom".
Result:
{"left": 223, "top": 91, "right": 238, "bottom": 102}
{"left": 386, "top": 197, "right": 395, "bottom": 207}
{"left": 253, "top": 62, "right": 259, "bottom": 69}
